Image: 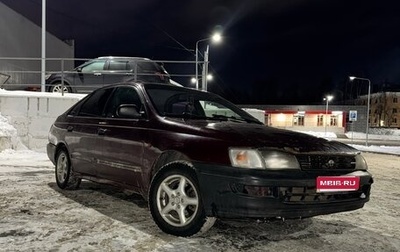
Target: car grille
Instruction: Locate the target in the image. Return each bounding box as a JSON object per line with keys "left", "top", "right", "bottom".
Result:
{"left": 296, "top": 154, "right": 356, "bottom": 170}
{"left": 281, "top": 186, "right": 368, "bottom": 204}
{"left": 239, "top": 184, "right": 371, "bottom": 203}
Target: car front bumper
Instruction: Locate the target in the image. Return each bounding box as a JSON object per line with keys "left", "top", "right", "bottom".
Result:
{"left": 194, "top": 163, "right": 373, "bottom": 219}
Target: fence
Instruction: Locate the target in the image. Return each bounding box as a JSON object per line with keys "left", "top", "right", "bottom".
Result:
{"left": 0, "top": 57, "right": 203, "bottom": 94}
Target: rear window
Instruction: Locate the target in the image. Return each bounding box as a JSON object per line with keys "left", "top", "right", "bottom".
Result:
{"left": 138, "top": 61, "right": 161, "bottom": 72}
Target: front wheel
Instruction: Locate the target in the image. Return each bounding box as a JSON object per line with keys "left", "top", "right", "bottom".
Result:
{"left": 55, "top": 148, "right": 81, "bottom": 190}
{"left": 149, "top": 163, "right": 215, "bottom": 237}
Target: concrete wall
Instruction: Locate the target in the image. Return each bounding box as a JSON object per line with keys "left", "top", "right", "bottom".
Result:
{"left": 0, "top": 90, "right": 85, "bottom": 151}
{"left": 0, "top": 2, "right": 74, "bottom": 89}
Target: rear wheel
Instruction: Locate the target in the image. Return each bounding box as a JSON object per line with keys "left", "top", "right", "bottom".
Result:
{"left": 50, "top": 83, "right": 71, "bottom": 93}
{"left": 149, "top": 163, "right": 216, "bottom": 236}
{"left": 55, "top": 148, "right": 81, "bottom": 190}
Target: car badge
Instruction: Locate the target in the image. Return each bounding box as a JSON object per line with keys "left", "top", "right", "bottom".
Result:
{"left": 326, "top": 159, "right": 335, "bottom": 168}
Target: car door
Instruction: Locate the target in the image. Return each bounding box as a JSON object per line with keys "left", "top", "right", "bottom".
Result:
{"left": 103, "top": 59, "right": 135, "bottom": 85}
{"left": 73, "top": 59, "right": 106, "bottom": 93}
{"left": 95, "top": 86, "right": 147, "bottom": 188}
{"left": 68, "top": 87, "right": 114, "bottom": 176}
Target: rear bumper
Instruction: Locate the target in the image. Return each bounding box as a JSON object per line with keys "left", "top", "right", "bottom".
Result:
{"left": 194, "top": 163, "right": 373, "bottom": 219}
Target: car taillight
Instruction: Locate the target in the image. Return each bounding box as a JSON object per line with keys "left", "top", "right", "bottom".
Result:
{"left": 155, "top": 72, "right": 165, "bottom": 81}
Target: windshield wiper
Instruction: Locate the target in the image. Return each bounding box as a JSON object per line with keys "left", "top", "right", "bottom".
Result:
{"left": 163, "top": 112, "right": 207, "bottom": 119}
{"left": 209, "top": 114, "right": 247, "bottom": 123}
{"left": 211, "top": 114, "right": 262, "bottom": 124}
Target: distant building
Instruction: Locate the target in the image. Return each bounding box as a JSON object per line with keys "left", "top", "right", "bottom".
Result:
{"left": 240, "top": 104, "right": 368, "bottom": 134}
{"left": 0, "top": 2, "right": 74, "bottom": 90}
{"left": 356, "top": 92, "right": 400, "bottom": 128}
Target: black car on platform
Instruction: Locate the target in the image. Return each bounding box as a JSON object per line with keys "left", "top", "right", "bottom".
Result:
{"left": 45, "top": 56, "right": 170, "bottom": 93}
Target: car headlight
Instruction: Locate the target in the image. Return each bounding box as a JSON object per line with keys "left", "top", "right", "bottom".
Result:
{"left": 355, "top": 154, "right": 368, "bottom": 170}
{"left": 260, "top": 150, "right": 300, "bottom": 169}
{"left": 229, "top": 148, "right": 300, "bottom": 170}
{"left": 45, "top": 74, "right": 52, "bottom": 80}
{"left": 229, "top": 148, "right": 264, "bottom": 169}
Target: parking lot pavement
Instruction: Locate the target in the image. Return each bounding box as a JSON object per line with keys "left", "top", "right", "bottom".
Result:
{"left": 0, "top": 151, "right": 399, "bottom": 251}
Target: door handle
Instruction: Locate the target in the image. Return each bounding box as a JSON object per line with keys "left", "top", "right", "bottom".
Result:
{"left": 98, "top": 128, "right": 108, "bottom": 135}
{"left": 67, "top": 126, "right": 74, "bottom": 132}
{"left": 94, "top": 72, "right": 102, "bottom": 76}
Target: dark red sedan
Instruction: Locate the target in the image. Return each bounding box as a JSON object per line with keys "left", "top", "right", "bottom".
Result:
{"left": 47, "top": 83, "right": 373, "bottom": 237}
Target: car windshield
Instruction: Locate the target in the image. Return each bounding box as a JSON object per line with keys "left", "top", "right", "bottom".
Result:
{"left": 145, "top": 86, "right": 262, "bottom": 124}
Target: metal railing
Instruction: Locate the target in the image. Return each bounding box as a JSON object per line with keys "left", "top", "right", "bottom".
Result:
{"left": 0, "top": 57, "right": 200, "bottom": 95}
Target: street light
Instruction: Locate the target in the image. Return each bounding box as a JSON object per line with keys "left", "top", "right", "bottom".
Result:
{"left": 324, "top": 95, "right": 334, "bottom": 137}
{"left": 195, "top": 32, "right": 222, "bottom": 89}
{"left": 349, "top": 76, "right": 371, "bottom": 146}
{"left": 191, "top": 74, "right": 213, "bottom": 85}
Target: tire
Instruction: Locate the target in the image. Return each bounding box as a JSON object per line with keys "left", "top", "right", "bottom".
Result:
{"left": 149, "top": 163, "right": 216, "bottom": 237}
{"left": 55, "top": 148, "right": 81, "bottom": 190}
{"left": 50, "top": 83, "right": 71, "bottom": 93}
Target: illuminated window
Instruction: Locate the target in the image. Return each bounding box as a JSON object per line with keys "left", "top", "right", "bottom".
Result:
{"left": 317, "top": 115, "right": 324, "bottom": 126}
{"left": 293, "top": 114, "right": 304, "bottom": 126}
{"left": 330, "top": 115, "right": 337, "bottom": 126}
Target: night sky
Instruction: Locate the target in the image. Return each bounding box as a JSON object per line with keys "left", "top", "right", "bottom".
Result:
{"left": 2, "top": 0, "right": 400, "bottom": 105}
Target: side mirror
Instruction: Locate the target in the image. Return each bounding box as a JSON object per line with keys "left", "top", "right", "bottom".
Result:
{"left": 76, "top": 67, "right": 82, "bottom": 72}
{"left": 116, "top": 104, "right": 142, "bottom": 119}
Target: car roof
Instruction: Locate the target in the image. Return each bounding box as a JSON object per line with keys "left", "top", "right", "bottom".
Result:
{"left": 100, "top": 82, "right": 205, "bottom": 94}
{"left": 96, "top": 56, "right": 153, "bottom": 61}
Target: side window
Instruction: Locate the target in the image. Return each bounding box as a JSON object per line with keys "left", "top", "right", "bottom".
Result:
{"left": 137, "top": 61, "right": 158, "bottom": 72}
{"left": 78, "top": 88, "right": 113, "bottom": 117}
{"left": 104, "top": 87, "right": 143, "bottom": 118}
{"left": 81, "top": 60, "right": 106, "bottom": 73}
{"left": 108, "top": 60, "right": 129, "bottom": 71}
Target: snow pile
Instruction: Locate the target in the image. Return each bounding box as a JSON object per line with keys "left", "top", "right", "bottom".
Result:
{"left": 346, "top": 131, "right": 400, "bottom": 141}
{"left": 294, "top": 130, "right": 337, "bottom": 139}
{"left": 368, "top": 127, "right": 400, "bottom": 136}
{"left": 0, "top": 113, "right": 26, "bottom": 151}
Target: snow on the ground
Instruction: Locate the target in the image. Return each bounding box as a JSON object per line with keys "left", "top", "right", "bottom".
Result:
{"left": 0, "top": 150, "right": 399, "bottom": 251}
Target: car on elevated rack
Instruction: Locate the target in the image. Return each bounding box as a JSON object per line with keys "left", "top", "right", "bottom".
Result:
{"left": 45, "top": 56, "right": 171, "bottom": 93}
{"left": 47, "top": 82, "right": 373, "bottom": 237}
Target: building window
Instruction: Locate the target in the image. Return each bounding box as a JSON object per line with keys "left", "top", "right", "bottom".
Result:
{"left": 394, "top": 97, "right": 398, "bottom": 103}
{"left": 392, "top": 118, "right": 397, "bottom": 124}
{"left": 393, "top": 108, "right": 398, "bottom": 114}
{"left": 317, "top": 115, "right": 324, "bottom": 126}
{"left": 330, "top": 116, "right": 337, "bottom": 126}
{"left": 293, "top": 115, "right": 304, "bottom": 126}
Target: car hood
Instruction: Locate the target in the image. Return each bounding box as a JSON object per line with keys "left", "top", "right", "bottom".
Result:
{"left": 169, "top": 118, "right": 357, "bottom": 154}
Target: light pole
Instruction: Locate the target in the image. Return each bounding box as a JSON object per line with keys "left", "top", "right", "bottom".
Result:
{"left": 324, "top": 95, "right": 334, "bottom": 137}
{"left": 195, "top": 33, "right": 221, "bottom": 90}
{"left": 41, "top": 0, "right": 46, "bottom": 92}
{"left": 349, "top": 76, "right": 371, "bottom": 146}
